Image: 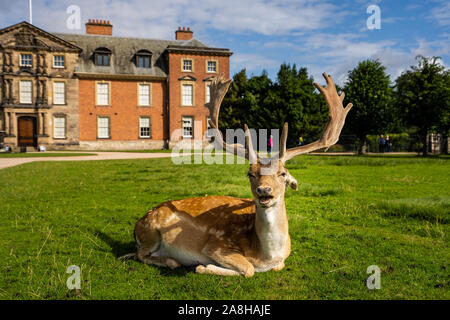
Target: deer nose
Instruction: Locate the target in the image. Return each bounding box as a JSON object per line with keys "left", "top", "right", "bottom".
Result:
{"left": 256, "top": 186, "right": 272, "bottom": 196}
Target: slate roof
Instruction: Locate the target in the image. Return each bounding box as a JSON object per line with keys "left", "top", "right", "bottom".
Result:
{"left": 55, "top": 33, "right": 231, "bottom": 79}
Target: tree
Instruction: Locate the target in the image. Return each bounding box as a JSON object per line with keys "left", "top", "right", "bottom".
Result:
{"left": 219, "top": 69, "right": 252, "bottom": 130}
{"left": 269, "top": 64, "right": 326, "bottom": 147}
{"left": 395, "top": 56, "right": 450, "bottom": 155}
{"left": 220, "top": 65, "right": 326, "bottom": 149}
{"left": 343, "top": 59, "right": 393, "bottom": 153}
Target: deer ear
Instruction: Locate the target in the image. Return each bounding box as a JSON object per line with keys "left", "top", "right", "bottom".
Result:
{"left": 286, "top": 173, "right": 298, "bottom": 191}
{"left": 289, "top": 178, "right": 298, "bottom": 191}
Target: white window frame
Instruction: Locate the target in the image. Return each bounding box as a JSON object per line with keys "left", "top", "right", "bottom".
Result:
{"left": 97, "top": 116, "right": 110, "bottom": 139}
{"left": 53, "top": 82, "right": 66, "bottom": 105}
{"left": 19, "top": 80, "right": 32, "bottom": 104}
{"left": 139, "top": 117, "right": 151, "bottom": 138}
{"left": 182, "top": 59, "right": 193, "bottom": 72}
{"left": 182, "top": 84, "right": 193, "bottom": 106}
{"left": 206, "top": 116, "right": 212, "bottom": 138}
{"left": 96, "top": 82, "right": 110, "bottom": 106}
{"left": 182, "top": 116, "right": 194, "bottom": 138}
{"left": 53, "top": 116, "right": 66, "bottom": 139}
{"left": 53, "top": 55, "right": 65, "bottom": 68}
{"left": 207, "top": 60, "right": 217, "bottom": 73}
{"left": 20, "top": 54, "right": 32, "bottom": 67}
{"left": 205, "top": 83, "right": 211, "bottom": 103}
{"left": 138, "top": 83, "right": 151, "bottom": 106}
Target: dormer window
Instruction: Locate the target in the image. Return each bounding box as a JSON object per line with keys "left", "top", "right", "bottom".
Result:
{"left": 136, "top": 50, "right": 152, "bottom": 68}
{"left": 94, "top": 47, "right": 111, "bottom": 66}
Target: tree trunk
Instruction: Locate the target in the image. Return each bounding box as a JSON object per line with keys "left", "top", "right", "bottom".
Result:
{"left": 421, "top": 130, "right": 428, "bottom": 156}
{"left": 441, "top": 133, "right": 449, "bottom": 155}
{"left": 357, "top": 136, "right": 367, "bottom": 154}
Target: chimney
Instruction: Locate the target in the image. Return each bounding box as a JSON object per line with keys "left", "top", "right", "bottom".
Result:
{"left": 85, "top": 19, "right": 113, "bottom": 36}
{"left": 175, "top": 26, "right": 193, "bottom": 40}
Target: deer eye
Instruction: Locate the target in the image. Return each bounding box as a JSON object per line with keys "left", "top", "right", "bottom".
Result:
{"left": 279, "top": 172, "right": 287, "bottom": 177}
{"left": 247, "top": 173, "right": 256, "bottom": 178}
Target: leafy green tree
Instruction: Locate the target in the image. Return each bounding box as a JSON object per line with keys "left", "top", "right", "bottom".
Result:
{"left": 343, "top": 59, "right": 393, "bottom": 153}
{"left": 219, "top": 69, "right": 251, "bottom": 130}
{"left": 269, "top": 64, "right": 326, "bottom": 147}
{"left": 395, "top": 56, "right": 450, "bottom": 155}
{"left": 219, "top": 65, "right": 330, "bottom": 148}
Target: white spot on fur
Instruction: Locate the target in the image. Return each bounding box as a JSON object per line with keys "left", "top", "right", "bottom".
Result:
{"left": 255, "top": 199, "right": 287, "bottom": 261}
{"left": 159, "top": 241, "right": 213, "bottom": 266}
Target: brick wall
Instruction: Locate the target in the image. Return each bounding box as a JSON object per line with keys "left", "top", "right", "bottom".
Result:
{"left": 85, "top": 20, "right": 113, "bottom": 36}
{"left": 168, "top": 52, "right": 230, "bottom": 142}
{"left": 78, "top": 78, "right": 166, "bottom": 142}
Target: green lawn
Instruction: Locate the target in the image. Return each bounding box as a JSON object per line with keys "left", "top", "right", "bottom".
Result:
{"left": 0, "top": 152, "right": 95, "bottom": 158}
{"left": 0, "top": 155, "right": 448, "bottom": 299}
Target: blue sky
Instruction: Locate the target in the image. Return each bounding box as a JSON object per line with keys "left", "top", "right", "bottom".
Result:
{"left": 1, "top": 0, "right": 448, "bottom": 84}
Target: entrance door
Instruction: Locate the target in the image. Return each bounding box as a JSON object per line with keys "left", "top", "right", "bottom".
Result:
{"left": 18, "top": 117, "right": 37, "bottom": 147}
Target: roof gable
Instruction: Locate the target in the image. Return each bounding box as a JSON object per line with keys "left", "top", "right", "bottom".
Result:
{"left": 0, "top": 21, "right": 81, "bottom": 52}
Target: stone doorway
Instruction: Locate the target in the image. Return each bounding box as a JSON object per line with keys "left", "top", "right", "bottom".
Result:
{"left": 17, "top": 116, "right": 37, "bottom": 148}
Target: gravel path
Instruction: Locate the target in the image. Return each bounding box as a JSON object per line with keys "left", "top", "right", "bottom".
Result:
{"left": 0, "top": 152, "right": 178, "bottom": 170}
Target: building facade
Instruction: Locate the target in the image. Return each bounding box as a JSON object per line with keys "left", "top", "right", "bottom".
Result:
{"left": 0, "top": 20, "right": 232, "bottom": 150}
{"left": 0, "top": 22, "right": 81, "bottom": 151}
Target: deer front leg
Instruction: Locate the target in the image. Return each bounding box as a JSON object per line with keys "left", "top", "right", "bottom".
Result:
{"left": 195, "top": 264, "right": 241, "bottom": 276}
{"left": 272, "top": 261, "right": 285, "bottom": 271}
{"left": 198, "top": 241, "right": 255, "bottom": 277}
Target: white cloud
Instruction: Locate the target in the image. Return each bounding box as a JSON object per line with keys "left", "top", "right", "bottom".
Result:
{"left": 0, "top": 0, "right": 347, "bottom": 39}
{"left": 231, "top": 53, "right": 278, "bottom": 72}
{"left": 430, "top": 1, "right": 450, "bottom": 26}
{"left": 292, "top": 33, "right": 450, "bottom": 85}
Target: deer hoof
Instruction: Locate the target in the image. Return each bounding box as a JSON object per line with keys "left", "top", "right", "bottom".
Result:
{"left": 195, "top": 265, "right": 207, "bottom": 273}
{"left": 167, "top": 258, "right": 181, "bottom": 269}
{"left": 243, "top": 267, "right": 255, "bottom": 278}
{"left": 272, "top": 262, "right": 285, "bottom": 271}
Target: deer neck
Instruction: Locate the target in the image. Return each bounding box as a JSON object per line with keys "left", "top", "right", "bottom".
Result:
{"left": 254, "top": 195, "right": 288, "bottom": 261}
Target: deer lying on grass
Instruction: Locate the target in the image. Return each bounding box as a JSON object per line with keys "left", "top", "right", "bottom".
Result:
{"left": 120, "top": 73, "right": 352, "bottom": 277}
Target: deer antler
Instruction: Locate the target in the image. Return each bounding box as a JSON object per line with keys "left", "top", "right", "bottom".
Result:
{"left": 280, "top": 73, "right": 353, "bottom": 162}
{"left": 207, "top": 74, "right": 257, "bottom": 161}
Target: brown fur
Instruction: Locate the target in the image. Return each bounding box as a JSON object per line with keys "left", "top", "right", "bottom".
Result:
{"left": 128, "top": 160, "right": 296, "bottom": 277}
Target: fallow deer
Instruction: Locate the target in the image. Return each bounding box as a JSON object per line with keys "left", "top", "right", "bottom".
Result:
{"left": 120, "top": 73, "right": 353, "bottom": 277}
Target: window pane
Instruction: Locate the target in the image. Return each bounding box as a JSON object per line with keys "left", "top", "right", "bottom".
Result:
{"left": 207, "top": 61, "right": 216, "bottom": 72}
{"left": 54, "top": 56, "right": 65, "bottom": 67}
{"left": 54, "top": 117, "right": 66, "bottom": 138}
{"left": 96, "top": 53, "right": 110, "bottom": 66}
{"left": 97, "top": 83, "right": 109, "bottom": 105}
{"left": 182, "top": 84, "right": 193, "bottom": 106}
{"left": 98, "top": 117, "right": 110, "bottom": 138}
{"left": 139, "top": 117, "right": 151, "bottom": 137}
{"left": 21, "top": 54, "right": 32, "bottom": 67}
{"left": 137, "top": 56, "right": 150, "bottom": 68}
{"left": 53, "top": 82, "right": 65, "bottom": 104}
{"left": 20, "top": 80, "right": 32, "bottom": 104}
{"left": 139, "top": 84, "right": 150, "bottom": 106}
{"left": 206, "top": 117, "right": 212, "bottom": 137}
{"left": 183, "top": 60, "right": 192, "bottom": 71}
{"left": 182, "top": 117, "right": 193, "bottom": 137}
{"left": 206, "top": 84, "right": 211, "bottom": 103}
